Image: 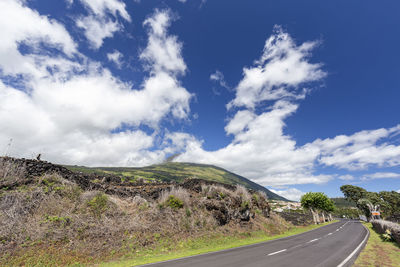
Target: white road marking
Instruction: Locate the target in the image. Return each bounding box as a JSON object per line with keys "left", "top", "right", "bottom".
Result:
{"left": 308, "top": 238, "right": 319, "bottom": 243}
{"left": 267, "top": 249, "right": 287, "bottom": 256}
{"left": 337, "top": 223, "right": 370, "bottom": 267}
{"left": 328, "top": 233, "right": 333, "bottom": 235}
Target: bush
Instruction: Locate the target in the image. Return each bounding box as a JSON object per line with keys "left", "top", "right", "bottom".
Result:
{"left": 87, "top": 193, "right": 108, "bottom": 217}
{"left": 235, "top": 185, "right": 251, "bottom": 202}
{"left": 166, "top": 195, "right": 184, "bottom": 210}
{"left": 159, "top": 187, "right": 190, "bottom": 206}
{"left": 0, "top": 159, "right": 26, "bottom": 185}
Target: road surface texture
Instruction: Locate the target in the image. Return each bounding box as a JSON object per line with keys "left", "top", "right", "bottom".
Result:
{"left": 137, "top": 220, "right": 369, "bottom": 267}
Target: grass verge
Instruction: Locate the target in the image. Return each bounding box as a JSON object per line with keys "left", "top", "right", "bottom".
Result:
{"left": 100, "top": 220, "right": 337, "bottom": 267}
{"left": 354, "top": 222, "right": 400, "bottom": 267}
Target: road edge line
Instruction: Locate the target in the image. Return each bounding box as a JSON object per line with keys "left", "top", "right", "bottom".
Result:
{"left": 336, "top": 222, "right": 370, "bottom": 267}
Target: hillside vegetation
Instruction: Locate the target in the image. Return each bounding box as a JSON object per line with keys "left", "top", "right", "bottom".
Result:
{"left": 66, "top": 162, "right": 287, "bottom": 201}
{"left": 0, "top": 157, "right": 294, "bottom": 266}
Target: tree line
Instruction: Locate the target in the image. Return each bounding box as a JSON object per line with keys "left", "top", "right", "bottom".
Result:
{"left": 340, "top": 185, "right": 400, "bottom": 221}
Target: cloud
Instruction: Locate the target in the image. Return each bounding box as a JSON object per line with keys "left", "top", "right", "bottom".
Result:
{"left": 107, "top": 50, "right": 123, "bottom": 68}
{"left": 338, "top": 175, "right": 355, "bottom": 181}
{"left": 210, "top": 70, "right": 229, "bottom": 89}
{"left": 140, "top": 9, "right": 186, "bottom": 75}
{"left": 228, "top": 25, "right": 326, "bottom": 110}
{"left": 175, "top": 28, "right": 330, "bottom": 186}
{"left": 0, "top": 6, "right": 191, "bottom": 166}
{"left": 361, "top": 172, "right": 400, "bottom": 181}
{"left": 0, "top": 0, "right": 77, "bottom": 79}
{"left": 270, "top": 188, "right": 305, "bottom": 201}
{"left": 75, "top": 0, "right": 131, "bottom": 49}
{"left": 173, "top": 27, "right": 400, "bottom": 187}
{"left": 309, "top": 125, "right": 400, "bottom": 170}
{"left": 397, "top": 189, "right": 400, "bottom": 193}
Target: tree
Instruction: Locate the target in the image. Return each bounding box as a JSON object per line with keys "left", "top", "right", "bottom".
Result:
{"left": 340, "top": 185, "right": 367, "bottom": 204}
{"left": 357, "top": 198, "right": 373, "bottom": 220}
{"left": 379, "top": 191, "right": 400, "bottom": 217}
{"left": 341, "top": 185, "right": 400, "bottom": 221}
{"left": 301, "top": 192, "right": 336, "bottom": 224}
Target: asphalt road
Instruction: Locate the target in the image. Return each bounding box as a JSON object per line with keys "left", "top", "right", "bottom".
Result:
{"left": 137, "top": 220, "right": 369, "bottom": 267}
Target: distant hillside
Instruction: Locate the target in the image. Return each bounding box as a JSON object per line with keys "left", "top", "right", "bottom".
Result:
{"left": 66, "top": 162, "right": 288, "bottom": 201}
{"left": 331, "top": 197, "right": 356, "bottom": 208}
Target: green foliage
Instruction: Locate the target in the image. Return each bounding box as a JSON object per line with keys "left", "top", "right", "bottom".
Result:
{"left": 301, "top": 192, "right": 335, "bottom": 213}
{"left": 331, "top": 197, "right": 356, "bottom": 208}
{"left": 87, "top": 193, "right": 108, "bottom": 216}
{"left": 185, "top": 208, "right": 192, "bottom": 217}
{"left": 333, "top": 207, "right": 361, "bottom": 219}
{"left": 340, "top": 185, "right": 367, "bottom": 204}
{"left": 379, "top": 191, "right": 400, "bottom": 217}
{"left": 252, "top": 193, "right": 259, "bottom": 203}
{"left": 341, "top": 185, "right": 400, "bottom": 219}
{"left": 382, "top": 229, "right": 394, "bottom": 242}
{"left": 43, "top": 215, "right": 71, "bottom": 227}
{"left": 357, "top": 198, "right": 373, "bottom": 218}
{"left": 166, "top": 195, "right": 184, "bottom": 210}
{"left": 139, "top": 202, "right": 149, "bottom": 211}
{"left": 241, "top": 200, "right": 250, "bottom": 210}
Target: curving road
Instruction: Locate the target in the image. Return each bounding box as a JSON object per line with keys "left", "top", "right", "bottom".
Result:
{"left": 137, "top": 220, "right": 369, "bottom": 267}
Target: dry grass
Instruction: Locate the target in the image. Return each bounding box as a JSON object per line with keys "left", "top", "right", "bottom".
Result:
{"left": 159, "top": 186, "right": 191, "bottom": 206}
{"left": 257, "top": 190, "right": 268, "bottom": 200}
{"left": 0, "top": 167, "right": 279, "bottom": 266}
{"left": 202, "top": 184, "right": 233, "bottom": 200}
{"left": 235, "top": 184, "right": 251, "bottom": 202}
{"left": 0, "top": 158, "right": 27, "bottom": 186}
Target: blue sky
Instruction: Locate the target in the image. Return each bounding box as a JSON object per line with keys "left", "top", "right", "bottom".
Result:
{"left": 1, "top": 0, "right": 400, "bottom": 201}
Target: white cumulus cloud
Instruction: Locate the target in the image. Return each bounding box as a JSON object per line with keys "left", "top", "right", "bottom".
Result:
{"left": 174, "top": 26, "right": 400, "bottom": 187}
{"left": 75, "top": 0, "right": 131, "bottom": 49}
{"left": 0, "top": 6, "right": 191, "bottom": 166}
{"left": 270, "top": 188, "right": 305, "bottom": 202}
{"left": 228, "top": 25, "right": 326, "bottom": 110}
{"left": 309, "top": 125, "right": 400, "bottom": 170}
{"left": 107, "top": 50, "right": 123, "bottom": 68}
{"left": 361, "top": 172, "right": 400, "bottom": 181}
{"left": 338, "top": 175, "right": 355, "bottom": 181}
{"left": 175, "top": 28, "right": 330, "bottom": 186}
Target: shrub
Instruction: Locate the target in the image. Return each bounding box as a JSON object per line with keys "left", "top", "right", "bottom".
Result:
{"left": 185, "top": 208, "right": 192, "bottom": 217}
{"left": 159, "top": 187, "right": 190, "bottom": 206}
{"left": 0, "top": 159, "right": 26, "bottom": 185}
{"left": 235, "top": 185, "right": 251, "bottom": 202}
{"left": 43, "top": 215, "right": 71, "bottom": 227}
{"left": 87, "top": 193, "right": 108, "bottom": 217}
{"left": 166, "top": 195, "right": 183, "bottom": 210}
{"left": 382, "top": 229, "right": 393, "bottom": 242}
{"left": 241, "top": 200, "right": 250, "bottom": 210}
{"left": 202, "top": 185, "right": 231, "bottom": 200}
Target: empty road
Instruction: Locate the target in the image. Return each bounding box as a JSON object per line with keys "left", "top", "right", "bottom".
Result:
{"left": 138, "top": 220, "right": 369, "bottom": 267}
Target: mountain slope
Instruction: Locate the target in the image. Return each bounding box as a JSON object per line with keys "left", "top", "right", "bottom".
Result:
{"left": 66, "top": 162, "right": 288, "bottom": 201}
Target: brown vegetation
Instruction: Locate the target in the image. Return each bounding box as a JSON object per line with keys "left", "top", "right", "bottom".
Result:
{"left": 0, "top": 157, "right": 292, "bottom": 266}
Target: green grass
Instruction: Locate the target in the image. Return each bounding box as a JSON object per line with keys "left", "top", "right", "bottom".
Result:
{"left": 99, "top": 221, "right": 337, "bottom": 267}
{"left": 354, "top": 222, "right": 400, "bottom": 267}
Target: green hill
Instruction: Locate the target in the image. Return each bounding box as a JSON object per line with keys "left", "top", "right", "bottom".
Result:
{"left": 66, "top": 162, "right": 288, "bottom": 201}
